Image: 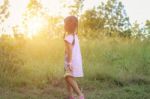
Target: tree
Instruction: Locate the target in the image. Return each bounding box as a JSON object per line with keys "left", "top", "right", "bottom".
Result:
{"left": 79, "top": 0, "right": 131, "bottom": 38}
{"left": 27, "top": 0, "right": 42, "bottom": 15}
{"left": 131, "top": 21, "right": 144, "bottom": 39}
{"left": 0, "top": 0, "right": 9, "bottom": 34}
{"left": 80, "top": 8, "right": 105, "bottom": 38}
{"left": 20, "top": 0, "right": 50, "bottom": 38}
{"left": 145, "top": 20, "right": 150, "bottom": 38}
{"left": 97, "top": 0, "right": 131, "bottom": 37}
{"left": 0, "top": 0, "right": 9, "bottom": 23}
{"left": 0, "top": 34, "right": 24, "bottom": 76}
{"left": 64, "top": 0, "right": 84, "bottom": 16}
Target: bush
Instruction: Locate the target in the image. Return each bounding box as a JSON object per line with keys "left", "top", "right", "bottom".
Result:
{"left": 0, "top": 34, "right": 25, "bottom": 86}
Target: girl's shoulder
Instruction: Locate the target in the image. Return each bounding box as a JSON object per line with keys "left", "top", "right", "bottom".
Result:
{"left": 65, "top": 34, "right": 74, "bottom": 38}
{"left": 64, "top": 34, "right": 74, "bottom": 44}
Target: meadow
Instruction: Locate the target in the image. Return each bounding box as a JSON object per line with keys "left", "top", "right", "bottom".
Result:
{"left": 0, "top": 36, "right": 150, "bottom": 99}
{"left": 0, "top": 0, "right": 150, "bottom": 98}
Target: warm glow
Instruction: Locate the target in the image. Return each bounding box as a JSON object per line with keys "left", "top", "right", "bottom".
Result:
{"left": 40, "top": 0, "right": 62, "bottom": 16}
{"left": 26, "top": 16, "right": 48, "bottom": 37}
{"left": 9, "top": 0, "right": 29, "bottom": 26}
{"left": 1, "top": 0, "right": 150, "bottom": 36}
{"left": 9, "top": 0, "right": 70, "bottom": 23}
{"left": 0, "top": 0, "right": 69, "bottom": 36}
{"left": 0, "top": 0, "right": 3, "bottom": 6}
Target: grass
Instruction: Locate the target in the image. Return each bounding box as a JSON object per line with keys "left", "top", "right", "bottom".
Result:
{"left": 0, "top": 81, "right": 150, "bottom": 99}
{"left": 0, "top": 36, "right": 150, "bottom": 99}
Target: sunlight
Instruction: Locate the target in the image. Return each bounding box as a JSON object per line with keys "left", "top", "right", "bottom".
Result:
{"left": 40, "top": 0, "right": 61, "bottom": 16}
{"left": 40, "top": 0, "right": 71, "bottom": 17}
{"left": 7, "top": 0, "right": 49, "bottom": 36}
{"left": 0, "top": 0, "right": 69, "bottom": 35}
{"left": 9, "top": 0, "right": 30, "bottom": 26}
{"left": 1, "top": 0, "right": 150, "bottom": 36}
{"left": 26, "top": 16, "right": 48, "bottom": 37}
{"left": 0, "top": 0, "right": 3, "bottom": 6}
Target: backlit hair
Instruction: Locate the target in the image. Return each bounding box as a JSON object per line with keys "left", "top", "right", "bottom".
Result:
{"left": 64, "top": 16, "right": 78, "bottom": 34}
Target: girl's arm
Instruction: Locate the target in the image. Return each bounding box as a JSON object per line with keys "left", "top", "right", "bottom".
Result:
{"left": 65, "top": 41, "right": 73, "bottom": 70}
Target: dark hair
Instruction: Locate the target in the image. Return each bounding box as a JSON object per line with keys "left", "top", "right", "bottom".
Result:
{"left": 64, "top": 16, "right": 78, "bottom": 45}
{"left": 64, "top": 16, "right": 78, "bottom": 34}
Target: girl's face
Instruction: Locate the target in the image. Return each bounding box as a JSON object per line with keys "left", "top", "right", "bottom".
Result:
{"left": 64, "top": 16, "right": 78, "bottom": 34}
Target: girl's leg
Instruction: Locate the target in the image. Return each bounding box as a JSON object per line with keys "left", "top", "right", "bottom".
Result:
{"left": 66, "top": 80, "right": 74, "bottom": 97}
{"left": 65, "top": 76, "right": 83, "bottom": 96}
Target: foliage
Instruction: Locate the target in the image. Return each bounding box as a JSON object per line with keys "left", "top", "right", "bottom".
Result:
{"left": 66, "top": 0, "right": 84, "bottom": 16}
{"left": 99, "top": 0, "right": 131, "bottom": 33}
{"left": 145, "top": 20, "right": 150, "bottom": 38}
{"left": 79, "top": 8, "right": 105, "bottom": 38}
{"left": 20, "top": 0, "right": 49, "bottom": 37}
{"left": 131, "top": 21, "right": 143, "bottom": 39}
{"left": 0, "top": 0, "right": 150, "bottom": 98}
{"left": 0, "top": 0, "right": 9, "bottom": 34}
{"left": 79, "top": 0, "right": 131, "bottom": 38}
{"left": 0, "top": 34, "right": 25, "bottom": 85}
{"left": 0, "top": 35, "right": 150, "bottom": 87}
{"left": 0, "top": 0, "right": 149, "bottom": 87}
{"left": 0, "top": 0, "right": 9, "bottom": 23}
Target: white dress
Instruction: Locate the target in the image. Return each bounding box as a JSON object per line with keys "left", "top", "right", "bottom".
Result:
{"left": 64, "top": 34, "right": 83, "bottom": 77}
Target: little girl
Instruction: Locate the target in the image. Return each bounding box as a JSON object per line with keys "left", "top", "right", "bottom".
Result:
{"left": 64, "top": 16, "right": 84, "bottom": 99}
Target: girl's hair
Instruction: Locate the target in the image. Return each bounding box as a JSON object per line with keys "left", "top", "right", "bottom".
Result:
{"left": 64, "top": 16, "right": 78, "bottom": 45}
{"left": 64, "top": 16, "right": 78, "bottom": 34}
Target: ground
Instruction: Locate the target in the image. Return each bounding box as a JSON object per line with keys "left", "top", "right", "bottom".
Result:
{"left": 0, "top": 80, "right": 150, "bottom": 99}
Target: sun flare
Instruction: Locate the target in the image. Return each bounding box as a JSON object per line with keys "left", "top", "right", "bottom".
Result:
{"left": 0, "top": 0, "right": 68, "bottom": 36}
{"left": 26, "top": 16, "right": 48, "bottom": 37}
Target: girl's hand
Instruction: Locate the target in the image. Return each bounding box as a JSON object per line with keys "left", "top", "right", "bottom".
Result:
{"left": 66, "top": 65, "right": 73, "bottom": 72}
{"left": 68, "top": 65, "right": 73, "bottom": 72}
{"left": 66, "top": 62, "right": 73, "bottom": 71}
{"left": 64, "top": 65, "right": 73, "bottom": 77}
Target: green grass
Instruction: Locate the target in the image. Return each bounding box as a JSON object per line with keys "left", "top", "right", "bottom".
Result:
{"left": 0, "top": 82, "right": 150, "bottom": 99}
{"left": 0, "top": 37, "right": 150, "bottom": 99}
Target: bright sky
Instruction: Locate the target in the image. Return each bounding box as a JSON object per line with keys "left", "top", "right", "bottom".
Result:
{"left": 84, "top": 0, "right": 150, "bottom": 24}
{"left": 0, "top": 0, "right": 150, "bottom": 34}
{"left": 1, "top": 0, "right": 149, "bottom": 25}
{"left": 121, "top": 0, "right": 150, "bottom": 24}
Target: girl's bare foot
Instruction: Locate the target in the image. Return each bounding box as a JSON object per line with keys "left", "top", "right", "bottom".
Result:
{"left": 79, "top": 94, "right": 85, "bottom": 99}
{"left": 69, "top": 96, "right": 75, "bottom": 99}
